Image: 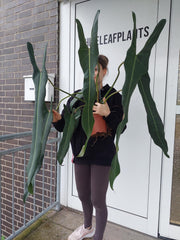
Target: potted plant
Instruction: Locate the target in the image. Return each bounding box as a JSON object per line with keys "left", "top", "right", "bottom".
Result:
{"left": 23, "top": 10, "right": 169, "bottom": 202}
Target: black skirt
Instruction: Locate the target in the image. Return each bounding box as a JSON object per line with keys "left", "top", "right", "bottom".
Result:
{"left": 73, "top": 135, "right": 116, "bottom": 166}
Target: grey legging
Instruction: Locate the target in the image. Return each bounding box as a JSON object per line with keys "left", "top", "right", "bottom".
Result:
{"left": 74, "top": 164, "right": 111, "bottom": 240}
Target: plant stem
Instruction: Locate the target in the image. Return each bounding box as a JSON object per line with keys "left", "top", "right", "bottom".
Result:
{"left": 55, "top": 95, "right": 70, "bottom": 111}
{"left": 48, "top": 78, "right": 85, "bottom": 103}
{"left": 103, "top": 61, "right": 124, "bottom": 101}
{"left": 95, "top": 63, "right": 100, "bottom": 102}
{"left": 75, "top": 104, "right": 85, "bottom": 112}
{"left": 103, "top": 89, "right": 122, "bottom": 103}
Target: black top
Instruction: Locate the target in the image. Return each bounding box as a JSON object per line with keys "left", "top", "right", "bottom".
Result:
{"left": 53, "top": 84, "right": 125, "bottom": 166}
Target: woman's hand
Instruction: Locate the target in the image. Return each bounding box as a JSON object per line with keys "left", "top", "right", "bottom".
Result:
{"left": 52, "top": 109, "right": 62, "bottom": 122}
{"left": 93, "top": 98, "right": 110, "bottom": 117}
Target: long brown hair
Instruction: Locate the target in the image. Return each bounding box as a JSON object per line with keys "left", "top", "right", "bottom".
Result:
{"left": 98, "top": 55, "right": 109, "bottom": 69}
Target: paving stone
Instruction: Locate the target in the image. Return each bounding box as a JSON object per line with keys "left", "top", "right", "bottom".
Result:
{"left": 104, "top": 221, "right": 157, "bottom": 240}
{"left": 50, "top": 207, "right": 96, "bottom": 231}
{"left": 24, "top": 221, "right": 71, "bottom": 240}
{"left": 22, "top": 207, "right": 160, "bottom": 240}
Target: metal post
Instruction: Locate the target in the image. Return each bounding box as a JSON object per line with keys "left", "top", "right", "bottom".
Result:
{"left": 23, "top": 151, "right": 26, "bottom": 226}
{"left": 55, "top": 162, "right": 61, "bottom": 211}
{"left": 33, "top": 180, "right": 36, "bottom": 218}
{"left": 12, "top": 153, "right": 15, "bottom": 234}
{"left": 42, "top": 158, "right": 45, "bottom": 210}
{"left": 0, "top": 156, "right": 2, "bottom": 239}
{"left": 50, "top": 144, "right": 53, "bottom": 205}
{"left": 55, "top": 133, "right": 61, "bottom": 211}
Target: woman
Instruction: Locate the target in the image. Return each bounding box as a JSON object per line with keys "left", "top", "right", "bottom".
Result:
{"left": 52, "top": 55, "right": 124, "bottom": 240}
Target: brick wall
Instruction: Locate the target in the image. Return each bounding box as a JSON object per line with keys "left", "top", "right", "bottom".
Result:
{"left": 0, "top": 0, "right": 59, "bottom": 135}
{"left": 0, "top": 0, "right": 60, "bottom": 238}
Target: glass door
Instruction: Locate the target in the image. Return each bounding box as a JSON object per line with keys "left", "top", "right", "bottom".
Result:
{"left": 67, "top": 0, "right": 170, "bottom": 237}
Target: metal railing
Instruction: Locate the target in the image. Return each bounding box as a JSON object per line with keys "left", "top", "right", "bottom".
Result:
{"left": 0, "top": 129, "right": 61, "bottom": 240}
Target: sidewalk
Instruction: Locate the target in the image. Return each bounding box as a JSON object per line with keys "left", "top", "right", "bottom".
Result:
{"left": 15, "top": 207, "right": 160, "bottom": 240}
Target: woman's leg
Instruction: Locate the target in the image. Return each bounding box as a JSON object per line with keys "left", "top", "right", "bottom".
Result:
{"left": 91, "top": 165, "right": 111, "bottom": 240}
{"left": 74, "top": 164, "right": 93, "bottom": 228}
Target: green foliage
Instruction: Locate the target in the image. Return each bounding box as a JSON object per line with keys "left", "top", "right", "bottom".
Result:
{"left": 138, "top": 73, "right": 169, "bottom": 157}
{"left": 1, "top": 236, "right": 5, "bottom": 240}
{"left": 23, "top": 42, "right": 53, "bottom": 202}
{"left": 76, "top": 10, "right": 100, "bottom": 157}
{"left": 109, "top": 12, "right": 168, "bottom": 189}
{"left": 25, "top": 10, "right": 169, "bottom": 199}
{"left": 57, "top": 106, "right": 81, "bottom": 165}
{"left": 109, "top": 153, "right": 120, "bottom": 190}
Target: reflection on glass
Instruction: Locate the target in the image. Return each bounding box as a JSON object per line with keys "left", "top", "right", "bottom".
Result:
{"left": 176, "top": 52, "right": 180, "bottom": 105}
{"left": 170, "top": 51, "right": 180, "bottom": 225}
{"left": 170, "top": 115, "right": 180, "bottom": 225}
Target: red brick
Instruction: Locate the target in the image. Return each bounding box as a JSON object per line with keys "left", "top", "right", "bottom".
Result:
{"left": 0, "top": 0, "right": 59, "bottom": 237}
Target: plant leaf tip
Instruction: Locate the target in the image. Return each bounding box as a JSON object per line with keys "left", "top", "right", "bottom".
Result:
{"left": 75, "top": 19, "right": 80, "bottom": 24}
{"left": 132, "top": 11, "right": 136, "bottom": 19}
{"left": 27, "top": 42, "right": 33, "bottom": 51}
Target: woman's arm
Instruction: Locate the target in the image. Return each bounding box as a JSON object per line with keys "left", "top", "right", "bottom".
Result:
{"left": 105, "top": 93, "right": 125, "bottom": 132}
{"left": 52, "top": 110, "right": 62, "bottom": 122}
{"left": 93, "top": 97, "right": 110, "bottom": 117}
{"left": 52, "top": 89, "right": 83, "bottom": 132}
{"left": 52, "top": 109, "right": 65, "bottom": 132}
{"left": 52, "top": 92, "right": 77, "bottom": 132}
{"left": 93, "top": 93, "right": 125, "bottom": 132}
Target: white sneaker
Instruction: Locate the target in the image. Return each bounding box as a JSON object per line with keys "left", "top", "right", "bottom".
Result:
{"left": 68, "top": 225, "right": 95, "bottom": 240}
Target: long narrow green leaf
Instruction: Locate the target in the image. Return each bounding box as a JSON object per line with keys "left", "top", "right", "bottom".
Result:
{"left": 57, "top": 106, "right": 81, "bottom": 165}
{"left": 69, "top": 91, "right": 84, "bottom": 110}
{"left": 110, "top": 13, "right": 166, "bottom": 189}
{"left": 109, "top": 153, "right": 120, "bottom": 190}
{"left": 138, "top": 73, "right": 169, "bottom": 157}
{"left": 114, "top": 12, "right": 137, "bottom": 146}
{"left": 117, "top": 15, "right": 166, "bottom": 143}
{"left": 23, "top": 42, "right": 53, "bottom": 202}
{"left": 109, "top": 12, "right": 137, "bottom": 188}
{"left": 76, "top": 10, "right": 100, "bottom": 156}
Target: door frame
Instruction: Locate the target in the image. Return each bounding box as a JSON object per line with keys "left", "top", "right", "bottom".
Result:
{"left": 59, "top": 0, "right": 172, "bottom": 237}
{"left": 159, "top": 0, "right": 180, "bottom": 239}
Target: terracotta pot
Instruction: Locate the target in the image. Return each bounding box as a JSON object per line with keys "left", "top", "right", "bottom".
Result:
{"left": 91, "top": 114, "right": 107, "bottom": 136}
